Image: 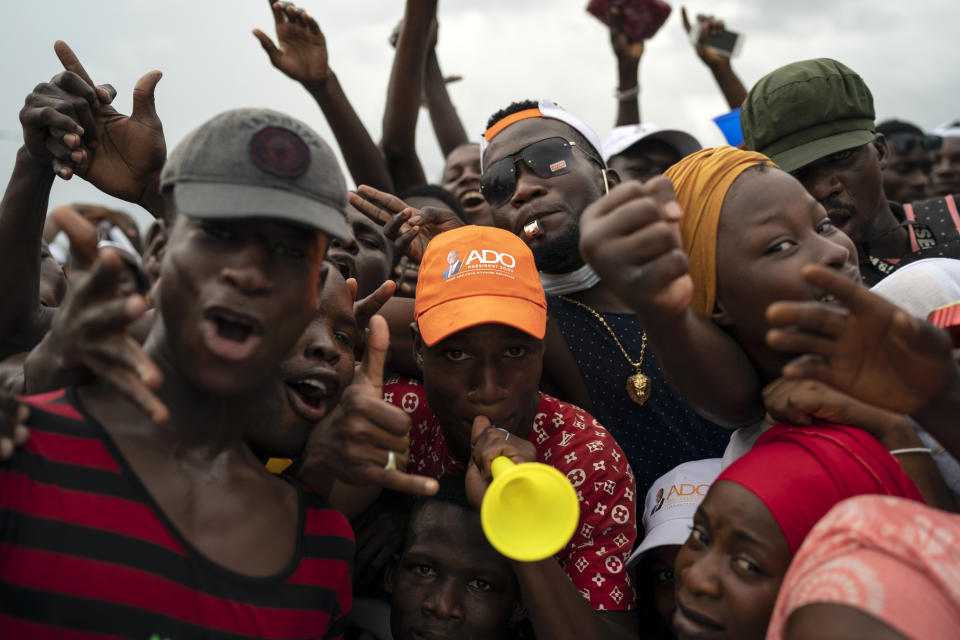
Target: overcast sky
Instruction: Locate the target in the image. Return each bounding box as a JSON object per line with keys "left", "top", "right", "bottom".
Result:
{"left": 1, "top": 0, "right": 956, "bottom": 237}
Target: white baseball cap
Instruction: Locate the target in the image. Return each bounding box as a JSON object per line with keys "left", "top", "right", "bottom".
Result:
{"left": 626, "top": 458, "right": 722, "bottom": 568}
{"left": 932, "top": 119, "right": 960, "bottom": 138}
{"left": 601, "top": 123, "right": 702, "bottom": 164}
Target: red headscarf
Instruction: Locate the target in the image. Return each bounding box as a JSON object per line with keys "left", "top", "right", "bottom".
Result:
{"left": 716, "top": 424, "right": 924, "bottom": 555}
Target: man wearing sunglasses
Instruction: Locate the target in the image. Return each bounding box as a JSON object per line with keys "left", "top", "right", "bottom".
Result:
{"left": 876, "top": 119, "right": 939, "bottom": 204}
{"left": 478, "top": 100, "right": 736, "bottom": 495}
{"left": 742, "top": 58, "right": 960, "bottom": 286}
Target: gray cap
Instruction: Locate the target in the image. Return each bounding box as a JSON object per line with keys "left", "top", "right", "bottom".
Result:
{"left": 160, "top": 108, "right": 350, "bottom": 240}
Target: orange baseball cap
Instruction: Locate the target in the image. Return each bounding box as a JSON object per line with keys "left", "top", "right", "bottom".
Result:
{"left": 415, "top": 226, "right": 547, "bottom": 346}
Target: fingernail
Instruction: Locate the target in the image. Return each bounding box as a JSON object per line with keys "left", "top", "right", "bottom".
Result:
{"left": 16, "top": 405, "right": 29, "bottom": 422}
{"left": 13, "top": 425, "right": 29, "bottom": 445}
{"left": 71, "top": 150, "right": 84, "bottom": 163}
{"left": 663, "top": 201, "right": 683, "bottom": 222}
{"left": 0, "top": 439, "right": 12, "bottom": 459}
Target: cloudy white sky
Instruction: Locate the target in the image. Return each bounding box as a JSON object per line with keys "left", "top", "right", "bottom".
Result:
{"left": 1, "top": 0, "right": 956, "bottom": 236}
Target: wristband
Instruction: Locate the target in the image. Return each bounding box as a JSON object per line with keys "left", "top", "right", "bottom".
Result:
{"left": 888, "top": 447, "right": 933, "bottom": 456}
{"left": 615, "top": 85, "right": 640, "bottom": 101}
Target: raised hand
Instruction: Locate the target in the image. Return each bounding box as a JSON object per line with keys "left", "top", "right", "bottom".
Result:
{"left": 465, "top": 416, "right": 538, "bottom": 510}
{"left": 299, "top": 315, "right": 438, "bottom": 495}
{"left": 0, "top": 390, "right": 29, "bottom": 461}
{"left": 762, "top": 377, "right": 909, "bottom": 441}
{"left": 46, "top": 204, "right": 100, "bottom": 273}
{"left": 579, "top": 177, "right": 692, "bottom": 317}
{"left": 681, "top": 7, "right": 730, "bottom": 68}
{"left": 22, "top": 248, "right": 167, "bottom": 422}
{"left": 253, "top": 1, "right": 331, "bottom": 89}
{"left": 765, "top": 264, "right": 958, "bottom": 416}
{"left": 349, "top": 278, "right": 397, "bottom": 335}
{"left": 610, "top": 6, "right": 644, "bottom": 66}
{"left": 38, "top": 42, "right": 166, "bottom": 213}
{"left": 349, "top": 185, "right": 464, "bottom": 264}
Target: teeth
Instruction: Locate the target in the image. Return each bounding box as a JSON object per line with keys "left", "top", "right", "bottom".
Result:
{"left": 460, "top": 191, "right": 485, "bottom": 207}
{"left": 299, "top": 379, "right": 326, "bottom": 390}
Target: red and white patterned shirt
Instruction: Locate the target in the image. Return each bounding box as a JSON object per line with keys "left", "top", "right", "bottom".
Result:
{"left": 383, "top": 377, "right": 638, "bottom": 611}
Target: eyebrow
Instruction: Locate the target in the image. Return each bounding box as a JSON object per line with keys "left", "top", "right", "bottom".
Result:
{"left": 730, "top": 528, "right": 768, "bottom": 548}
{"left": 695, "top": 506, "right": 711, "bottom": 525}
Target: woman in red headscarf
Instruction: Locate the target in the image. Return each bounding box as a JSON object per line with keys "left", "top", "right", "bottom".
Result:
{"left": 670, "top": 423, "right": 923, "bottom": 640}
{"left": 657, "top": 148, "right": 927, "bottom": 640}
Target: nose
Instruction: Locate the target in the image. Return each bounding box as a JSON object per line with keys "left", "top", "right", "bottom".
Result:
{"left": 220, "top": 244, "right": 273, "bottom": 295}
{"left": 422, "top": 577, "right": 464, "bottom": 621}
{"left": 933, "top": 153, "right": 953, "bottom": 178}
{"left": 461, "top": 161, "right": 481, "bottom": 185}
{"left": 302, "top": 321, "right": 341, "bottom": 365}
{"left": 467, "top": 363, "right": 509, "bottom": 407}
{"left": 909, "top": 167, "right": 931, "bottom": 189}
{"left": 678, "top": 549, "right": 722, "bottom": 600}
{"left": 330, "top": 233, "right": 359, "bottom": 256}
{"left": 510, "top": 162, "right": 549, "bottom": 208}
{"left": 815, "top": 232, "right": 852, "bottom": 270}
{"left": 801, "top": 166, "right": 843, "bottom": 203}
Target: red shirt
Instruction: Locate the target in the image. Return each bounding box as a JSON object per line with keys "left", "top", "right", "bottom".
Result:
{"left": 384, "top": 377, "right": 638, "bottom": 610}
{"left": 1, "top": 388, "right": 354, "bottom": 639}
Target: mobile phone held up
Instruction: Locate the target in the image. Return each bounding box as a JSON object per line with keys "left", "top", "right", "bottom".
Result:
{"left": 689, "top": 16, "right": 743, "bottom": 58}
{"left": 586, "top": 0, "right": 672, "bottom": 41}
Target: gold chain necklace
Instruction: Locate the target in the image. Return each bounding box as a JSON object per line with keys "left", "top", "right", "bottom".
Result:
{"left": 558, "top": 295, "right": 651, "bottom": 405}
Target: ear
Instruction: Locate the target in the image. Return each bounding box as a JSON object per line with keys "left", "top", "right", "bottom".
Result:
{"left": 711, "top": 299, "right": 734, "bottom": 327}
{"left": 410, "top": 322, "right": 425, "bottom": 371}
{"left": 604, "top": 167, "right": 621, "bottom": 189}
{"left": 383, "top": 555, "right": 398, "bottom": 594}
{"left": 143, "top": 219, "right": 168, "bottom": 270}
{"left": 873, "top": 133, "right": 889, "bottom": 170}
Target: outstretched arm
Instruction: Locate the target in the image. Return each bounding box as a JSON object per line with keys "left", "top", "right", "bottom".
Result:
{"left": 766, "top": 264, "right": 960, "bottom": 458}
{"left": 380, "top": 0, "right": 437, "bottom": 191}
{"left": 253, "top": 1, "right": 393, "bottom": 193}
{"left": 764, "top": 377, "right": 957, "bottom": 512}
{"left": 579, "top": 178, "right": 764, "bottom": 426}
{"left": 0, "top": 149, "right": 57, "bottom": 359}
{"left": 609, "top": 7, "right": 645, "bottom": 127}
{"left": 680, "top": 7, "right": 747, "bottom": 109}
{"left": 423, "top": 35, "right": 468, "bottom": 157}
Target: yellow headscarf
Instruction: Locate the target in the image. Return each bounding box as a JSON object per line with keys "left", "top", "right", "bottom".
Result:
{"left": 664, "top": 146, "right": 777, "bottom": 317}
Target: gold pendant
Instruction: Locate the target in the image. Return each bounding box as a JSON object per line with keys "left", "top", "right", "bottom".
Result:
{"left": 626, "top": 372, "right": 651, "bottom": 405}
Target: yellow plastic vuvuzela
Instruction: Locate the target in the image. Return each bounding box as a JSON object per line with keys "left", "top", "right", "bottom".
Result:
{"left": 480, "top": 456, "right": 580, "bottom": 562}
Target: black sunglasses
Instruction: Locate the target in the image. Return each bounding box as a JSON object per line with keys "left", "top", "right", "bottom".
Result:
{"left": 480, "top": 137, "right": 600, "bottom": 208}
{"left": 887, "top": 132, "right": 942, "bottom": 155}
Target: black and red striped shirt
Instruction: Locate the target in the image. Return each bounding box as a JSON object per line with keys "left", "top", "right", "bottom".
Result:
{"left": 0, "top": 388, "right": 353, "bottom": 640}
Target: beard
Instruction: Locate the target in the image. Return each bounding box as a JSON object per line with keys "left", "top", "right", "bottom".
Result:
{"left": 532, "top": 218, "right": 584, "bottom": 274}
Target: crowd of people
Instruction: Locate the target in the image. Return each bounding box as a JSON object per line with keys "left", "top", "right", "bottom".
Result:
{"left": 2, "top": 1, "right": 960, "bottom": 639}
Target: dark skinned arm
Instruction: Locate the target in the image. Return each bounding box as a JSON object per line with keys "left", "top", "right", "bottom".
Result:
{"left": 423, "top": 47, "right": 468, "bottom": 157}
{"left": 764, "top": 377, "right": 957, "bottom": 512}
{"left": 466, "top": 419, "right": 639, "bottom": 639}
{"left": 253, "top": 1, "right": 393, "bottom": 193}
{"left": 512, "top": 560, "right": 639, "bottom": 640}
{"left": 0, "top": 149, "right": 57, "bottom": 360}
{"left": 380, "top": 0, "right": 436, "bottom": 191}
{"left": 579, "top": 179, "right": 764, "bottom": 426}
{"left": 765, "top": 264, "right": 960, "bottom": 460}
{"left": 610, "top": 8, "right": 644, "bottom": 127}
{"left": 681, "top": 8, "right": 747, "bottom": 109}
{"left": 643, "top": 307, "right": 763, "bottom": 425}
